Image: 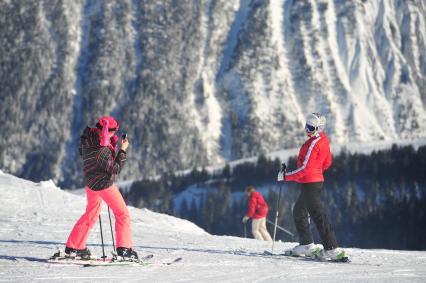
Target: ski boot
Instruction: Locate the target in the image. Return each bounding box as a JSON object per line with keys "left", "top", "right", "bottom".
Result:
{"left": 286, "top": 243, "right": 323, "bottom": 257}
{"left": 313, "top": 247, "right": 349, "bottom": 262}
{"left": 64, "top": 247, "right": 92, "bottom": 260}
{"left": 115, "top": 247, "right": 139, "bottom": 262}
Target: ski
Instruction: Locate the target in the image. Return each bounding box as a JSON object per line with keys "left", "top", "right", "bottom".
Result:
{"left": 47, "top": 258, "right": 139, "bottom": 267}
{"left": 159, "top": 257, "right": 183, "bottom": 266}
{"left": 263, "top": 250, "right": 350, "bottom": 263}
{"left": 83, "top": 254, "right": 156, "bottom": 267}
{"left": 47, "top": 252, "right": 155, "bottom": 266}
{"left": 47, "top": 250, "right": 182, "bottom": 267}
{"left": 81, "top": 256, "right": 183, "bottom": 267}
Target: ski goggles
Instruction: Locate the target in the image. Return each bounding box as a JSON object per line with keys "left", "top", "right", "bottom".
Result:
{"left": 305, "top": 123, "right": 316, "bottom": 133}
{"left": 96, "top": 123, "right": 119, "bottom": 132}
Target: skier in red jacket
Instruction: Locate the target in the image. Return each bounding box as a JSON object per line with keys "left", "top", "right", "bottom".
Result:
{"left": 278, "top": 113, "right": 347, "bottom": 261}
{"left": 242, "top": 186, "right": 272, "bottom": 241}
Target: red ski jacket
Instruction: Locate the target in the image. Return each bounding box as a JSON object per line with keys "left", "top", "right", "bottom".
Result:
{"left": 246, "top": 191, "right": 269, "bottom": 219}
{"left": 285, "top": 132, "right": 332, "bottom": 183}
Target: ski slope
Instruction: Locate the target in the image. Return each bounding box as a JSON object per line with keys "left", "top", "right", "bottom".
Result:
{"left": 0, "top": 171, "right": 425, "bottom": 282}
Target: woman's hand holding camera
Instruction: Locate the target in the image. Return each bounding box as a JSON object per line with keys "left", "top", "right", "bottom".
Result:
{"left": 121, "top": 134, "right": 129, "bottom": 152}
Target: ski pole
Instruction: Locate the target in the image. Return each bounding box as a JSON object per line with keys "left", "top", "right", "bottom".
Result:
{"left": 107, "top": 207, "right": 116, "bottom": 252}
{"left": 271, "top": 182, "right": 282, "bottom": 253}
{"left": 99, "top": 215, "right": 107, "bottom": 260}
{"left": 243, "top": 222, "right": 247, "bottom": 238}
{"left": 271, "top": 163, "right": 286, "bottom": 254}
{"left": 266, "top": 218, "right": 294, "bottom": 237}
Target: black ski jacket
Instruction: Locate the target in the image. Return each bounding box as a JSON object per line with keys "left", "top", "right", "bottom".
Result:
{"left": 79, "top": 127, "right": 127, "bottom": 190}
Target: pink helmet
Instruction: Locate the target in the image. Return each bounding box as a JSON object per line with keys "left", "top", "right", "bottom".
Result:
{"left": 96, "top": 116, "right": 119, "bottom": 147}
{"left": 96, "top": 116, "right": 119, "bottom": 131}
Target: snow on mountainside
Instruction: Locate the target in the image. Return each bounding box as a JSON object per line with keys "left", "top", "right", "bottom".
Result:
{"left": 1, "top": 0, "right": 426, "bottom": 190}
{"left": 1, "top": 172, "right": 426, "bottom": 282}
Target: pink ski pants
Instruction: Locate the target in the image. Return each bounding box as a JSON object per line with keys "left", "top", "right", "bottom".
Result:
{"left": 66, "top": 185, "right": 133, "bottom": 249}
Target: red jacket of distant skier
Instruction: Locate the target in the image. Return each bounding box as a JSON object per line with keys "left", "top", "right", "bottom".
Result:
{"left": 285, "top": 132, "right": 332, "bottom": 183}
{"left": 246, "top": 191, "right": 269, "bottom": 219}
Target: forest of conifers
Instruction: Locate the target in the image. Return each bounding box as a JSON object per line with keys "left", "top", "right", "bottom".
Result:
{"left": 124, "top": 144, "right": 426, "bottom": 250}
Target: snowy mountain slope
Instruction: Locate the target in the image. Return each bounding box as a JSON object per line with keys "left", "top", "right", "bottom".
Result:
{"left": 1, "top": 0, "right": 426, "bottom": 188}
{"left": 1, "top": 172, "right": 426, "bottom": 282}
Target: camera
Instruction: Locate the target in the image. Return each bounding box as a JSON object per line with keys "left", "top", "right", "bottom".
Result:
{"left": 122, "top": 133, "right": 127, "bottom": 140}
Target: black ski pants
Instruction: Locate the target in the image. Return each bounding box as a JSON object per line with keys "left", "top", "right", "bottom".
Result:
{"left": 293, "top": 182, "right": 338, "bottom": 250}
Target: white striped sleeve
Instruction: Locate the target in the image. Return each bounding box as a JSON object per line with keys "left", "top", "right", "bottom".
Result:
{"left": 286, "top": 136, "right": 321, "bottom": 179}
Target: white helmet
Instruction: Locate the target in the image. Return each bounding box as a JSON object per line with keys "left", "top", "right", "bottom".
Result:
{"left": 305, "top": 113, "right": 326, "bottom": 134}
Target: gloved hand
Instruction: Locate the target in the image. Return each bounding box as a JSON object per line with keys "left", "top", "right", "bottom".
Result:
{"left": 277, "top": 171, "right": 285, "bottom": 181}
{"left": 277, "top": 163, "right": 287, "bottom": 181}
{"left": 242, "top": 216, "right": 249, "bottom": 223}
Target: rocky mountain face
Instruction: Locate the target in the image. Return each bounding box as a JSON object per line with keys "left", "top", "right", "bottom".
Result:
{"left": 1, "top": 0, "right": 425, "bottom": 187}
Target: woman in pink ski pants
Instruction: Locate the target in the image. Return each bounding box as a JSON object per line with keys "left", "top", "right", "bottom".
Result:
{"left": 65, "top": 116, "right": 137, "bottom": 259}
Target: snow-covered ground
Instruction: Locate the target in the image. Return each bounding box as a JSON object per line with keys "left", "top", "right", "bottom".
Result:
{"left": 1, "top": 171, "right": 426, "bottom": 283}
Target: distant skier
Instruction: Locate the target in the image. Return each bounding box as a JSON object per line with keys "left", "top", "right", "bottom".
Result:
{"left": 277, "top": 113, "right": 347, "bottom": 261}
{"left": 242, "top": 186, "right": 272, "bottom": 241}
{"left": 64, "top": 115, "right": 138, "bottom": 260}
